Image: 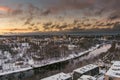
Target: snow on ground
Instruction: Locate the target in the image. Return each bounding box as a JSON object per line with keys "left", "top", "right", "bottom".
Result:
{"left": 0, "top": 43, "right": 111, "bottom": 77}
{"left": 97, "top": 75, "right": 105, "bottom": 80}
{"left": 89, "top": 44, "right": 111, "bottom": 58}
{"left": 33, "top": 44, "right": 100, "bottom": 68}
{"left": 79, "top": 44, "right": 111, "bottom": 61}
{"left": 33, "top": 43, "right": 111, "bottom": 68}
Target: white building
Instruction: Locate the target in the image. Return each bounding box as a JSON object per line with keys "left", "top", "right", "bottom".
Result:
{"left": 68, "top": 45, "right": 77, "bottom": 50}
{"left": 78, "top": 75, "right": 97, "bottom": 80}
{"left": 105, "top": 61, "right": 120, "bottom": 80}
{"left": 73, "top": 64, "right": 99, "bottom": 80}
{"left": 41, "top": 72, "right": 72, "bottom": 80}
{"left": 4, "top": 51, "right": 12, "bottom": 59}
{"left": 21, "top": 43, "right": 29, "bottom": 47}
{"left": 2, "top": 63, "right": 15, "bottom": 71}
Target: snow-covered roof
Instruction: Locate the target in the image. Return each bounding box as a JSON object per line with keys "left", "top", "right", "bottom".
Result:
{"left": 41, "top": 72, "right": 71, "bottom": 80}
{"left": 106, "top": 61, "right": 120, "bottom": 78}
{"left": 78, "top": 75, "right": 96, "bottom": 80}
{"left": 73, "top": 64, "right": 98, "bottom": 74}
{"left": 0, "top": 66, "right": 32, "bottom": 76}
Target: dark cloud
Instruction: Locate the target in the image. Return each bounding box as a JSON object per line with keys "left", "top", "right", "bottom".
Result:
{"left": 1, "top": 0, "right": 120, "bottom": 34}
{"left": 73, "top": 19, "right": 79, "bottom": 25}
{"left": 8, "top": 28, "right": 28, "bottom": 31}
{"left": 1, "top": 0, "right": 120, "bottom": 19}
{"left": 106, "top": 23, "right": 114, "bottom": 26}
{"left": 10, "top": 4, "right": 24, "bottom": 15}
{"left": 33, "top": 26, "right": 39, "bottom": 31}
{"left": 27, "top": 26, "right": 40, "bottom": 32}
{"left": 11, "top": 9, "right": 23, "bottom": 15}
{"left": 58, "top": 23, "right": 68, "bottom": 30}
{"left": 94, "top": 8, "right": 105, "bottom": 16}
{"left": 38, "top": 0, "right": 120, "bottom": 20}
{"left": 23, "top": 4, "right": 36, "bottom": 26}
{"left": 23, "top": 4, "right": 41, "bottom": 28}
{"left": 95, "top": 0, "right": 120, "bottom": 20}
{"left": 108, "top": 11, "right": 120, "bottom": 20}
{"left": 112, "top": 22, "right": 120, "bottom": 30}
{"left": 41, "top": 9, "right": 51, "bottom": 16}
{"left": 70, "top": 27, "right": 82, "bottom": 31}
{"left": 40, "top": 0, "right": 95, "bottom": 15}
{"left": 43, "top": 22, "right": 53, "bottom": 30}
{"left": 43, "top": 22, "right": 52, "bottom": 27}
{"left": 0, "top": 5, "right": 23, "bottom": 18}
{"left": 24, "top": 17, "right": 33, "bottom": 25}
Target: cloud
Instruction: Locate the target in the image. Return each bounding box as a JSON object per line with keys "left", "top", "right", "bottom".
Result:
{"left": 6, "top": 28, "right": 29, "bottom": 31}
{"left": 0, "top": 4, "right": 41, "bottom": 32}
{"left": 33, "top": 26, "right": 39, "bottom": 31}
{"left": 39, "top": 0, "right": 120, "bottom": 20}
{"left": 1, "top": 27, "right": 40, "bottom": 33}
{"left": 23, "top": 4, "right": 41, "bottom": 27}
{"left": 11, "top": 9, "right": 23, "bottom": 15}
{"left": 41, "top": 9, "right": 51, "bottom": 16}
{"left": 0, "top": 6, "right": 12, "bottom": 12}
{"left": 1, "top": 0, "right": 120, "bottom": 34}
{"left": 41, "top": 0, "right": 95, "bottom": 15}
{"left": 108, "top": 11, "right": 120, "bottom": 20}
{"left": 95, "top": 0, "right": 120, "bottom": 20}
{"left": 0, "top": 5, "right": 24, "bottom": 19}
{"left": 43, "top": 22, "right": 53, "bottom": 30}
{"left": 27, "top": 26, "right": 40, "bottom": 31}
{"left": 112, "top": 22, "right": 120, "bottom": 30}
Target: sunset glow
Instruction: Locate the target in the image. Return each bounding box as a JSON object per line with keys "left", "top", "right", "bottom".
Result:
{"left": 0, "top": 0, "right": 119, "bottom": 35}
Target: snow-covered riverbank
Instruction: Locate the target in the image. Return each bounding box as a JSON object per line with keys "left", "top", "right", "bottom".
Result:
{"left": 0, "top": 43, "right": 111, "bottom": 76}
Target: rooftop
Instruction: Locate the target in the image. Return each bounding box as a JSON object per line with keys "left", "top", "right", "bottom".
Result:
{"left": 106, "top": 61, "right": 120, "bottom": 78}
{"left": 78, "top": 75, "right": 96, "bottom": 80}
{"left": 41, "top": 72, "right": 71, "bottom": 80}
{"left": 73, "top": 64, "right": 98, "bottom": 74}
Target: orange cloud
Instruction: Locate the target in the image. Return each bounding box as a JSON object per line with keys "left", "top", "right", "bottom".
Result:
{"left": 0, "top": 6, "right": 12, "bottom": 12}
{"left": 0, "top": 28, "right": 32, "bottom": 32}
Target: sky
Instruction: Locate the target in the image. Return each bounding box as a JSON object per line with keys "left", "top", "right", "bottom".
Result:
{"left": 0, "top": 0, "right": 120, "bottom": 34}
